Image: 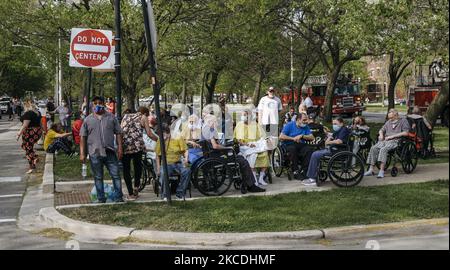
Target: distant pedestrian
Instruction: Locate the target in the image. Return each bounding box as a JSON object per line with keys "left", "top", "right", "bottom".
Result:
{"left": 79, "top": 96, "right": 124, "bottom": 203}
{"left": 7, "top": 99, "right": 14, "bottom": 121}
{"left": 17, "top": 100, "right": 42, "bottom": 174}
{"left": 52, "top": 100, "right": 71, "bottom": 132}
{"left": 46, "top": 97, "right": 56, "bottom": 123}
{"left": 106, "top": 97, "right": 116, "bottom": 115}
{"left": 257, "top": 86, "right": 282, "bottom": 137}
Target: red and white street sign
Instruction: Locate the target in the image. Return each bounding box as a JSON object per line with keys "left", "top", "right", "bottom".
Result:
{"left": 69, "top": 28, "right": 114, "bottom": 70}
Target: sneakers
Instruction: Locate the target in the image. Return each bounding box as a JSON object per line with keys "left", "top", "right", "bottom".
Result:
{"left": 258, "top": 178, "right": 268, "bottom": 186}
{"left": 302, "top": 178, "right": 317, "bottom": 186}
{"left": 364, "top": 170, "right": 375, "bottom": 176}
{"left": 175, "top": 194, "right": 185, "bottom": 201}
{"left": 377, "top": 170, "right": 385, "bottom": 179}
{"left": 247, "top": 185, "right": 266, "bottom": 193}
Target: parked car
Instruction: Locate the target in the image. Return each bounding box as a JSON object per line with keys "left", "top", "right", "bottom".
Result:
{"left": 0, "top": 97, "right": 11, "bottom": 114}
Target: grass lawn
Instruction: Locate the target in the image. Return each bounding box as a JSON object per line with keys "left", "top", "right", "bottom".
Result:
{"left": 60, "top": 180, "right": 449, "bottom": 233}
{"left": 365, "top": 104, "right": 408, "bottom": 114}
{"left": 53, "top": 153, "right": 112, "bottom": 181}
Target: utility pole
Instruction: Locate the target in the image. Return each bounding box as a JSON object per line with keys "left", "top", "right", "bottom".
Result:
{"left": 114, "top": 0, "right": 122, "bottom": 120}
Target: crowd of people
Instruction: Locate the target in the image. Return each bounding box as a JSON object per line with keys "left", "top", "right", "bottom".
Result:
{"left": 13, "top": 87, "right": 433, "bottom": 202}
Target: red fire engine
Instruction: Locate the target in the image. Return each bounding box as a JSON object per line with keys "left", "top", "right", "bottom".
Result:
{"left": 281, "top": 74, "right": 365, "bottom": 116}
{"left": 407, "top": 61, "right": 449, "bottom": 127}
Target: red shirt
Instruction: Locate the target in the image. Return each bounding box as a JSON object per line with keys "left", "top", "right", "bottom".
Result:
{"left": 72, "top": 119, "right": 83, "bottom": 145}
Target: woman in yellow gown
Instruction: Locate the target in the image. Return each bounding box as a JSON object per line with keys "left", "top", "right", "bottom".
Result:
{"left": 234, "top": 111, "right": 270, "bottom": 186}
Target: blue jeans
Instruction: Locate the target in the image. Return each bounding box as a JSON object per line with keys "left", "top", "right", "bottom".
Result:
{"left": 159, "top": 163, "right": 190, "bottom": 199}
{"left": 89, "top": 150, "right": 123, "bottom": 202}
{"left": 306, "top": 149, "right": 331, "bottom": 180}
{"left": 188, "top": 148, "right": 203, "bottom": 164}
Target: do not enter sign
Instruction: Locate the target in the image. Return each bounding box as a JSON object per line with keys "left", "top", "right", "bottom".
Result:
{"left": 69, "top": 28, "right": 114, "bottom": 70}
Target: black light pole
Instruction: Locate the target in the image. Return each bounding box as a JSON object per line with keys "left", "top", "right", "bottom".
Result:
{"left": 141, "top": 0, "right": 171, "bottom": 204}
{"left": 86, "top": 68, "right": 92, "bottom": 116}
{"left": 114, "top": 0, "right": 122, "bottom": 120}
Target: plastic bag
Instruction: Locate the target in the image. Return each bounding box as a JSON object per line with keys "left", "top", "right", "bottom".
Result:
{"left": 90, "top": 184, "right": 114, "bottom": 203}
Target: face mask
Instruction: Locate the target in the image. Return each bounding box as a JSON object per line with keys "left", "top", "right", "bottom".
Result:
{"left": 94, "top": 105, "right": 105, "bottom": 114}
{"left": 333, "top": 125, "right": 341, "bottom": 132}
{"left": 299, "top": 123, "right": 307, "bottom": 128}
{"left": 241, "top": 115, "right": 247, "bottom": 122}
{"left": 188, "top": 124, "right": 194, "bottom": 129}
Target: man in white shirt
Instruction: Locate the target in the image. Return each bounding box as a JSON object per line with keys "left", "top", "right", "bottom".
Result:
{"left": 257, "top": 86, "right": 282, "bottom": 137}
{"left": 301, "top": 93, "right": 313, "bottom": 109}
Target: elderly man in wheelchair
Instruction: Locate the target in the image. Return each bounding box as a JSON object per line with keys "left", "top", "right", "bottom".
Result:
{"left": 155, "top": 124, "right": 191, "bottom": 201}
{"left": 302, "top": 117, "right": 351, "bottom": 186}
{"left": 278, "top": 112, "right": 316, "bottom": 180}
{"left": 364, "top": 109, "right": 412, "bottom": 178}
{"left": 193, "top": 114, "right": 266, "bottom": 195}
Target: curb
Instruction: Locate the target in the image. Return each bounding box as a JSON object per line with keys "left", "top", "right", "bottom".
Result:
{"left": 40, "top": 206, "right": 323, "bottom": 245}
{"left": 39, "top": 206, "right": 448, "bottom": 246}
{"left": 322, "top": 218, "right": 449, "bottom": 239}
{"left": 42, "top": 153, "right": 54, "bottom": 194}
{"left": 39, "top": 207, "right": 133, "bottom": 241}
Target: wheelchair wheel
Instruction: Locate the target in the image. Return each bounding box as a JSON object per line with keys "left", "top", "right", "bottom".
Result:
{"left": 401, "top": 141, "right": 418, "bottom": 174}
{"left": 391, "top": 166, "right": 398, "bottom": 177}
{"left": 328, "top": 151, "right": 365, "bottom": 187}
{"left": 192, "top": 158, "right": 232, "bottom": 196}
{"left": 271, "top": 147, "right": 284, "bottom": 177}
{"left": 139, "top": 158, "right": 156, "bottom": 192}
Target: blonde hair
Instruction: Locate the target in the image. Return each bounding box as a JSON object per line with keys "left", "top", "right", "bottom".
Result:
{"left": 23, "top": 100, "right": 36, "bottom": 112}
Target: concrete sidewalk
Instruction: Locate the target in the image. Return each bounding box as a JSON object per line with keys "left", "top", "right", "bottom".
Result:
{"left": 53, "top": 162, "right": 449, "bottom": 206}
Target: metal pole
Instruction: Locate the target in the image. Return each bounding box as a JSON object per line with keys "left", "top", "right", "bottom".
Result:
{"left": 141, "top": 0, "right": 171, "bottom": 203}
{"left": 114, "top": 0, "right": 122, "bottom": 120}
{"left": 58, "top": 35, "right": 62, "bottom": 106}
{"left": 86, "top": 68, "right": 92, "bottom": 116}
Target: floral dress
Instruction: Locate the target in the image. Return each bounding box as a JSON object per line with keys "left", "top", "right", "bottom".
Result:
{"left": 121, "top": 112, "right": 145, "bottom": 154}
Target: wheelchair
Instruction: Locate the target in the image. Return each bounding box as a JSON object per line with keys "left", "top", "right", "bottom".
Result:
{"left": 271, "top": 129, "right": 326, "bottom": 180}
{"left": 348, "top": 128, "right": 373, "bottom": 166}
{"left": 189, "top": 140, "right": 241, "bottom": 196}
{"left": 315, "top": 143, "right": 366, "bottom": 187}
{"left": 271, "top": 131, "right": 366, "bottom": 187}
{"left": 140, "top": 153, "right": 192, "bottom": 198}
{"left": 374, "top": 136, "right": 419, "bottom": 177}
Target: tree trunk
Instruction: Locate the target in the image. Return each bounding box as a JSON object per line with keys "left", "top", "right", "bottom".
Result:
{"left": 387, "top": 78, "right": 397, "bottom": 110}
{"left": 181, "top": 78, "right": 187, "bottom": 104}
{"left": 425, "top": 81, "right": 449, "bottom": 127}
{"left": 125, "top": 84, "right": 137, "bottom": 111}
{"left": 323, "top": 68, "right": 341, "bottom": 122}
{"left": 252, "top": 69, "right": 264, "bottom": 107}
{"left": 205, "top": 72, "right": 219, "bottom": 105}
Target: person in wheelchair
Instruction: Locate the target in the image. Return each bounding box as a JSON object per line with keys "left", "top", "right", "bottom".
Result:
{"left": 181, "top": 114, "right": 203, "bottom": 164}
{"left": 155, "top": 124, "right": 190, "bottom": 200}
{"left": 303, "top": 117, "right": 351, "bottom": 186}
{"left": 234, "top": 111, "right": 270, "bottom": 187}
{"left": 364, "top": 109, "right": 410, "bottom": 178}
{"left": 202, "top": 114, "right": 265, "bottom": 193}
{"left": 285, "top": 106, "right": 298, "bottom": 124}
{"left": 350, "top": 116, "right": 370, "bottom": 155}
{"left": 279, "top": 112, "right": 315, "bottom": 180}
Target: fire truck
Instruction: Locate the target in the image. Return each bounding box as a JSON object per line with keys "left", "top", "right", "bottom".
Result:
{"left": 281, "top": 74, "right": 365, "bottom": 116}
{"left": 407, "top": 60, "right": 449, "bottom": 127}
